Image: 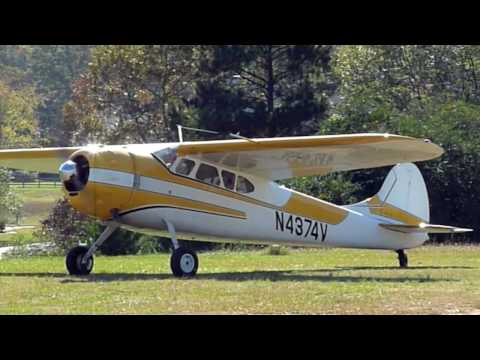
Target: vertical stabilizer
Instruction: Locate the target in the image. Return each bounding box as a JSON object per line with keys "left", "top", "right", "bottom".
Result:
{"left": 369, "top": 163, "right": 430, "bottom": 224}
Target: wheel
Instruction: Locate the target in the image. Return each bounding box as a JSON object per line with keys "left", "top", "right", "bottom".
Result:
{"left": 170, "top": 247, "right": 198, "bottom": 277}
{"left": 66, "top": 246, "right": 94, "bottom": 276}
{"left": 397, "top": 250, "right": 408, "bottom": 268}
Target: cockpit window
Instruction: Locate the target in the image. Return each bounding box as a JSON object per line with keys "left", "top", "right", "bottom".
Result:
{"left": 221, "top": 170, "right": 236, "bottom": 190}
{"left": 175, "top": 159, "right": 195, "bottom": 176}
{"left": 196, "top": 163, "right": 221, "bottom": 186}
{"left": 154, "top": 147, "right": 177, "bottom": 168}
{"left": 236, "top": 176, "right": 254, "bottom": 194}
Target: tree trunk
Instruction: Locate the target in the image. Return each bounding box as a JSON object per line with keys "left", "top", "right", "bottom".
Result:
{"left": 265, "top": 46, "right": 275, "bottom": 137}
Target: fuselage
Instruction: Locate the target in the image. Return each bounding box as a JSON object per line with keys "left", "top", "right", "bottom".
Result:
{"left": 64, "top": 143, "right": 428, "bottom": 251}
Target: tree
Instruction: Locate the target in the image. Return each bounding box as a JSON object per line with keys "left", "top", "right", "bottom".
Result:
{"left": 0, "top": 45, "right": 93, "bottom": 147}
{"left": 194, "top": 45, "right": 335, "bottom": 138}
{"left": 65, "top": 45, "right": 200, "bottom": 145}
{"left": 0, "top": 168, "right": 23, "bottom": 230}
{"left": 332, "top": 45, "right": 480, "bottom": 117}
{"left": 322, "top": 45, "right": 480, "bottom": 242}
{"left": 0, "top": 81, "right": 39, "bottom": 148}
{"left": 29, "top": 45, "right": 93, "bottom": 146}
{"left": 0, "top": 45, "right": 33, "bottom": 89}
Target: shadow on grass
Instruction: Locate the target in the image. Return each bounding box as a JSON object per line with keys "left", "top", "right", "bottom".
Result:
{"left": 0, "top": 267, "right": 462, "bottom": 284}
{"left": 332, "top": 266, "right": 474, "bottom": 271}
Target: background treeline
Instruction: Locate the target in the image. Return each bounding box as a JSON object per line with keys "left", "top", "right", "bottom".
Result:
{"left": 0, "top": 45, "right": 478, "bottom": 250}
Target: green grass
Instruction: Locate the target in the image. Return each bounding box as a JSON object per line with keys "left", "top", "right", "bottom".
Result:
{"left": 1, "top": 246, "right": 480, "bottom": 314}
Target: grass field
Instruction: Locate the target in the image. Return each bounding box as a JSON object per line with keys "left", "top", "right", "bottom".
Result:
{"left": 0, "top": 186, "right": 62, "bottom": 246}
{"left": 1, "top": 246, "right": 479, "bottom": 314}
{"left": 15, "top": 186, "right": 62, "bottom": 225}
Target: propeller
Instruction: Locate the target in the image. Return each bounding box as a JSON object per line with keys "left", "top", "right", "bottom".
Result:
{"left": 59, "top": 155, "right": 90, "bottom": 194}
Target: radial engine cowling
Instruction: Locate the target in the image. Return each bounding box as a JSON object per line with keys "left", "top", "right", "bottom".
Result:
{"left": 59, "top": 145, "right": 136, "bottom": 220}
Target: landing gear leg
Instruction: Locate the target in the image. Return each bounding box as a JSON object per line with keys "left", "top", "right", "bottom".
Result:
{"left": 66, "top": 221, "right": 120, "bottom": 276}
{"left": 396, "top": 250, "right": 408, "bottom": 268}
{"left": 164, "top": 219, "right": 199, "bottom": 278}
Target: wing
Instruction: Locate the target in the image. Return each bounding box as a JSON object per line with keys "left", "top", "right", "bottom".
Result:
{"left": 379, "top": 223, "right": 473, "bottom": 234}
{"left": 176, "top": 133, "right": 444, "bottom": 180}
{"left": 0, "top": 147, "right": 81, "bottom": 173}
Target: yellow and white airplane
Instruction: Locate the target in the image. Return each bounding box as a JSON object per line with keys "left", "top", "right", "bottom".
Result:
{"left": 0, "top": 132, "right": 472, "bottom": 277}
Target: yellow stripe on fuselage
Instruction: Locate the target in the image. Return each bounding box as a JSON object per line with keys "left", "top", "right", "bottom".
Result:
{"left": 90, "top": 182, "right": 247, "bottom": 220}
{"left": 283, "top": 193, "right": 348, "bottom": 225}
{"left": 368, "top": 195, "right": 425, "bottom": 225}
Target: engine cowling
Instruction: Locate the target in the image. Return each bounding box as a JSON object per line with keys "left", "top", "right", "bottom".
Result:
{"left": 59, "top": 145, "right": 136, "bottom": 220}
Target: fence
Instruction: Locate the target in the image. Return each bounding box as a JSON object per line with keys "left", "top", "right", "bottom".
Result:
{"left": 10, "top": 180, "right": 60, "bottom": 189}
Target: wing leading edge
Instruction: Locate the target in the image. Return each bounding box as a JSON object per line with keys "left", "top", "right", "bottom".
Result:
{"left": 0, "top": 147, "right": 81, "bottom": 173}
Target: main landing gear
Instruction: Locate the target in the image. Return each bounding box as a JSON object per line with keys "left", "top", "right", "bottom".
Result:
{"left": 396, "top": 249, "right": 408, "bottom": 268}
{"left": 66, "top": 221, "right": 119, "bottom": 276}
{"left": 165, "top": 219, "right": 199, "bottom": 277}
{"left": 65, "top": 218, "right": 199, "bottom": 278}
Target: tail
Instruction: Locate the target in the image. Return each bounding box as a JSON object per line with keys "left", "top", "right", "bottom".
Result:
{"left": 363, "top": 163, "right": 472, "bottom": 234}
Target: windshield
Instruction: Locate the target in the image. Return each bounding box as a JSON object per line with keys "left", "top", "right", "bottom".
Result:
{"left": 153, "top": 147, "right": 178, "bottom": 168}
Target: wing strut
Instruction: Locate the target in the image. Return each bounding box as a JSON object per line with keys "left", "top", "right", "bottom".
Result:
{"left": 176, "top": 125, "right": 258, "bottom": 144}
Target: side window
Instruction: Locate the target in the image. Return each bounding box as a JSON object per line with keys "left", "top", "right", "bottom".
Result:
{"left": 196, "top": 163, "right": 221, "bottom": 186}
{"left": 222, "top": 170, "right": 236, "bottom": 190}
{"left": 236, "top": 176, "right": 254, "bottom": 194}
{"left": 175, "top": 159, "right": 195, "bottom": 176}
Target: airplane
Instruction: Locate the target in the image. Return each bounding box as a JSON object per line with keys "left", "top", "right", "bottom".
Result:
{"left": 0, "top": 131, "right": 473, "bottom": 277}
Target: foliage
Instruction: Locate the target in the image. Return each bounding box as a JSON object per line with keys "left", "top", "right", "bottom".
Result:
{"left": 327, "top": 46, "right": 480, "bottom": 240}
{"left": 281, "top": 173, "right": 362, "bottom": 206}
{"left": 30, "top": 45, "right": 93, "bottom": 146}
{"left": 0, "top": 81, "right": 39, "bottom": 148}
{"left": 264, "top": 245, "right": 289, "bottom": 256}
{"left": 0, "top": 45, "right": 92, "bottom": 146}
{"left": 194, "top": 45, "right": 335, "bottom": 138}
{"left": 0, "top": 168, "right": 24, "bottom": 230}
{"left": 35, "top": 198, "right": 96, "bottom": 253}
{"left": 65, "top": 45, "right": 200, "bottom": 145}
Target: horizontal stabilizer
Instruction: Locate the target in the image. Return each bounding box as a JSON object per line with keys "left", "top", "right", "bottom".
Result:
{"left": 379, "top": 223, "right": 473, "bottom": 234}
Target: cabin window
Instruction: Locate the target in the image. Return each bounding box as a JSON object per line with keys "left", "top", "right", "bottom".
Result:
{"left": 222, "top": 170, "right": 236, "bottom": 190}
{"left": 236, "top": 176, "right": 254, "bottom": 194}
{"left": 196, "top": 163, "right": 221, "bottom": 186}
{"left": 175, "top": 159, "right": 195, "bottom": 176}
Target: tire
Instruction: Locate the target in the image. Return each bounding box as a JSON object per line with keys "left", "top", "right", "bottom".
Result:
{"left": 170, "top": 247, "right": 198, "bottom": 278}
{"left": 398, "top": 251, "right": 408, "bottom": 268}
{"left": 66, "top": 246, "right": 94, "bottom": 276}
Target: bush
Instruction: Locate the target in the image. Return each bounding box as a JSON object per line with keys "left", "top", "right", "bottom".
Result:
{"left": 35, "top": 198, "right": 176, "bottom": 255}
{"left": 34, "top": 198, "right": 96, "bottom": 253}
{"left": 264, "top": 245, "right": 289, "bottom": 256}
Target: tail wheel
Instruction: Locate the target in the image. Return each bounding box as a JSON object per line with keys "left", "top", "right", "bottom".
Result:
{"left": 170, "top": 247, "right": 198, "bottom": 277}
{"left": 66, "top": 246, "right": 94, "bottom": 276}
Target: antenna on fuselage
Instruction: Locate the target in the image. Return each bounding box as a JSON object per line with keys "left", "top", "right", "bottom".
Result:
{"left": 176, "top": 125, "right": 258, "bottom": 144}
